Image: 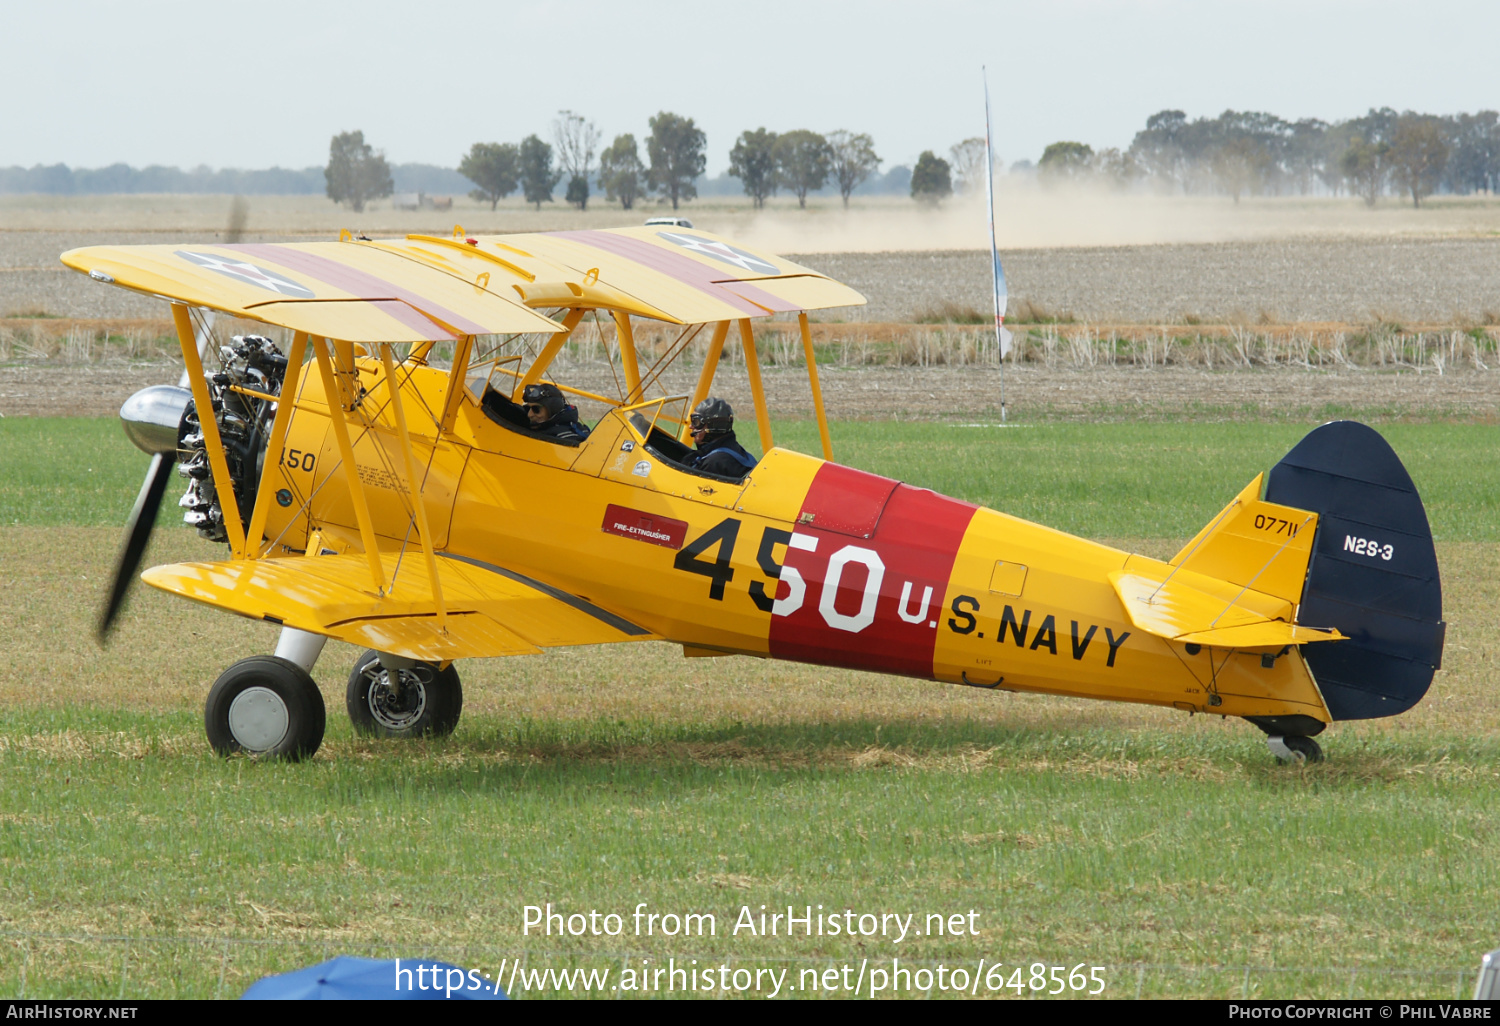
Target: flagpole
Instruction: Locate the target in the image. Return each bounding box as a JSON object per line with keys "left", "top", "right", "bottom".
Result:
{"left": 982, "top": 66, "right": 1010, "bottom": 423}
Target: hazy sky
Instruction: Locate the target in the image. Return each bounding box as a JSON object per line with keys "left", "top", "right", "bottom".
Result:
{"left": 5, "top": 0, "right": 1496, "bottom": 175}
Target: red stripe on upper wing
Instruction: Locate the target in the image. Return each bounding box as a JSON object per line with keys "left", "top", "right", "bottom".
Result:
{"left": 768, "top": 465, "right": 977, "bottom": 679}
{"left": 233, "top": 245, "right": 487, "bottom": 337}
{"left": 552, "top": 231, "right": 788, "bottom": 316}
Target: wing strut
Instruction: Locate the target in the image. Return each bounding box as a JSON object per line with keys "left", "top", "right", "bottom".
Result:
{"left": 613, "top": 312, "right": 643, "bottom": 402}
{"left": 379, "top": 345, "right": 447, "bottom": 629}
{"left": 172, "top": 304, "right": 247, "bottom": 558}
{"left": 799, "top": 311, "right": 833, "bottom": 460}
{"left": 738, "top": 319, "right": 774, "bottom": 453}
{"left": 515, "top": 308, "right": 586, "bottom": 399}
{"left": 682, "top": 320, "right": 730, "bottom": 442}
{"left": 438, "top": 334, "right": 475, "bottom": 434}
{"left": 311, "top": 336, "right": 387, "bottom": 594}
{"left": 244, "top": 331, "right": 309, "bottom": 557}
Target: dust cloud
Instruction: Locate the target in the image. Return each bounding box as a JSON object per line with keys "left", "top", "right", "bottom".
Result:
{"left": 727, "top": 183, "right": 1500, "bottom": 254}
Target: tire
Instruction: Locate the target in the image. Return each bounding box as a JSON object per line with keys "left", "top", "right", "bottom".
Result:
{"left": 346, "top": 649, "right": 463, "bottom": 738}
{"left": 1283, "top": 735, "right": 1324, "bottom": 763}
{"left": 205, "top": 655, "right": 326, "bottom": 761}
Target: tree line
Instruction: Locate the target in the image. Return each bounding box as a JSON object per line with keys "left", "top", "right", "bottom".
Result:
{"left": 1035, "top": 108, "right": 1500, "bottom": 207}
{"left": 31, "top": 106, "right": 1487, "bottom": 212}
{"left": 327, "top": 116, "right": 892, "bottom": 213}
{"left": 0, "top": 164, "right": 328, "bottom": 195}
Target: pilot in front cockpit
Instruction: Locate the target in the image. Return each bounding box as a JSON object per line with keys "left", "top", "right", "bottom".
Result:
{"left": 482, "top": 382, "right": 591, "bottom": 442}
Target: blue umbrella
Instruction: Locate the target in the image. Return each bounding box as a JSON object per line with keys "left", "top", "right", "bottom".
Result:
{"left": 243, "top": 955, "right": 507, "bottom": 1000}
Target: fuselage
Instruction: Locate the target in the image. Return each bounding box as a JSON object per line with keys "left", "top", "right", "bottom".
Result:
{"left": 254, "top": 358, "right": 1330, "bottom": 724}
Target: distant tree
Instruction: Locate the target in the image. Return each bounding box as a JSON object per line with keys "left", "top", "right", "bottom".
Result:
{"left": 1316, "top": 121, "right": 1359, "bottom": 195}
{"left": 948, "top": 137, "right": 988, "bottom": 194}
{"left": 1210, "top": 135, "right": 1273, "bottom": 203}
{"left": 1388, "top": 114, "right": 1450, "bottom": 207}
{"left": 826, "top": 130, "right": 881, "bottom": 208}
{"left": 1347, "top": 108, "right": 1400, "bottom": 149}
{"left": 1129, "top": 110, "right": 1190, "bottom": 192}
{"left": 552, "top": 110, "right": 601, "bottom": 211}
{"left": 773, "top": 130, "right": 831, "bottom": 209}
{"left": 728, "top": 128, "right": 779, "bottom": 209}
{"left": 1213, "top": 111, "right": 1290, "bottom": 198}
{"left": 910, "top": 151, "right": 952, "bottom": 204}
{"left": 324, "top": 130, "right": 393, "bottom": 213}
{"left": 1445, "top": 111, "right": 1499, "bottom": 194}
{"left": 518, "top": 135, "right": 561, "bottom": 210}
{"left": 1038, "top": 141, "right": 1094, "bottom": 183}
{"left": 884, "top": 164, "right": 913, "bottom": 195}
{"left": 646, "top": 111, "right": 706, "bottom": 210}
{"left": 1284, "top": 118, "right": 1331, "bottom": 195}
{"left": 1341, "top": 135, "right": 1391, "bottom": 206}
{"left": 1092, "top": 147, "right": 1141, "bottom": 189}
{"left": 458, "top": 142, "right": 519, "bottom": 210}
{"left": 599, "top": 134, "right": 645, "bottom": 210}
{"left": 565, "top": 175, "right": 589, "bottom": 209}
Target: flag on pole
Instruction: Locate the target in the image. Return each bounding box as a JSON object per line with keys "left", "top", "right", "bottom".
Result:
{"left": 983, "top": 69, "right": 1011, "bottom": 361}
{"left": 983, "top": 67, "right": 1011, "bottom": 422}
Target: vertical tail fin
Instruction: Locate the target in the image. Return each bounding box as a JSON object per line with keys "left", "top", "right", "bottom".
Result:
{"left": 1264, "top": 421, "right": 1444, "bottom": 720}
{"left": 1171, "top": 472, "right": 1319, "bottom": 607}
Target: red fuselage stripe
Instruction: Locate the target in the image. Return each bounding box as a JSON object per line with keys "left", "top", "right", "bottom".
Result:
{"left": 769, "top": 464, "right": 978, "bottom": 679}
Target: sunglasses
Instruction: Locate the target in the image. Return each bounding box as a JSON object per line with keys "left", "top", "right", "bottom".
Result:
{"left": 524, "top": 404, "right": 547, "bottom": 415}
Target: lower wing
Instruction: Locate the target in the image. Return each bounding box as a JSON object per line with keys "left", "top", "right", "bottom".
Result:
{"left": 143, "top": 550, "right": 655, "bottom": 662}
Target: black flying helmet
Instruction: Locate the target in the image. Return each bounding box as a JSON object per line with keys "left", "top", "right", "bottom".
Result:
{"left": 522, "top": 382, "right": 567, "bottom": 418}
{"left": 691, "top": 397, "right": 733, "bottom": 434}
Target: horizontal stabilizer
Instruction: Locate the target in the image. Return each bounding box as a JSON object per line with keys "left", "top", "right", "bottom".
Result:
{"left": 143, "top": 551, "right": 654, "bottom": 662}
{"left": 1109, "top": 568, "right": 1344, "bottom": 651}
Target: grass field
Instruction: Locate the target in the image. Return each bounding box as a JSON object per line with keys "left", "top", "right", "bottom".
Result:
{"left": 0, "top": 418, "right": 1495, "bottom": 998}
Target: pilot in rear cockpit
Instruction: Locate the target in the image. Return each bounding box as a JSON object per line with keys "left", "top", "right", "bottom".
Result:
{"left": 482, "top": 382, "right": 591, "bottom": 442}
{"left": 685, "top": 397, "right": 756, "bottom": 479}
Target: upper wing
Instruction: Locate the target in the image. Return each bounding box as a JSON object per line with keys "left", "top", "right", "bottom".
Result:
{"left": 63, "top": 228, "right": 865, "bottom": 334}
{"left": 142, "top": 550, "right": 656, "bottom": 662}
{"left": 60, "top": 241, "right": 562, "bottom": 342}
{"left": 462, "top": 227, "right": 866, "bottom": 323}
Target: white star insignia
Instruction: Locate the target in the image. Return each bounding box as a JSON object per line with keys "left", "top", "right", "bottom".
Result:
{"left": 176, "top": 251, "right": 315, "bottom": 298}
{"left": 656, "top": 232, "right": 779, "bottom": 275}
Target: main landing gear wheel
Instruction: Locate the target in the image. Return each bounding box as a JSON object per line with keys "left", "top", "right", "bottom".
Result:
{"left": 346, "top": 650, "right": 463, "bottom": 739}
{"left": 204, "top": 656, "right": 327, "bottom": 761}
{"left": 1267, "top": 735, "right": 1324, "bottom": 764}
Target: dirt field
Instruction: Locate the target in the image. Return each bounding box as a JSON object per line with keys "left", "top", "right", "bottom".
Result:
{"left": 5, "top": 356, "right": 1495, "bottom": 422}
{"left": 7, "top": 191, "right": 1500, "bottom": 325}
{"left": 806, "top": 239, "right": 1500, "bottom": 324}
{"left": 9, "top": 230, "right": 1500, "bottom": 326}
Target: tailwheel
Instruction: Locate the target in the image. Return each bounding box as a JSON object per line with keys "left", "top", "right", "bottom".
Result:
{"left": 204, "top": 656, "right": 327, "bottom": 761}
{"left": 346, "top": 650, "right": 463, "bottom": 739}
{"left": 1267, "top": 735, "right": 1324, "bottom": 764}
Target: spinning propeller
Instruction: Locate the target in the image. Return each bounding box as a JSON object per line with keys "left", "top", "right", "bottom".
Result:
{"left": 97, "top": 386, "right": 193, "bottom": 640}
{"left": 97, "top": 310, "right": 214, "bottom": 641}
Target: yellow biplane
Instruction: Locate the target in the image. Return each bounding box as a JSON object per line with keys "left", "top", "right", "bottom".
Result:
{"left": 65, "top": 227, "right": 1444, "bottom": 764}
